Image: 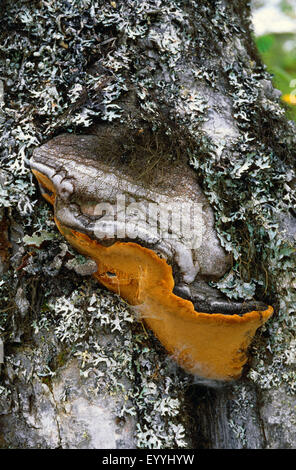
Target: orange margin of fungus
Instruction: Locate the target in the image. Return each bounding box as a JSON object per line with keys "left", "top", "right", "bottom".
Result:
{"left": 32, "top": 169, "right": 274, "bottom": 381}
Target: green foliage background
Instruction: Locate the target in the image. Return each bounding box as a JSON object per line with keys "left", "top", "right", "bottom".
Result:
{"left": 255, "top": 29, "right": 296, "bottom": 120}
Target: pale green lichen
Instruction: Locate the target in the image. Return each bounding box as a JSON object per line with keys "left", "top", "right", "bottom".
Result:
{"left": 1, "top": 0, "right": 296, "bottom": 449}
{"left": 31, "top": 281, "right": 191, "bottom": 448}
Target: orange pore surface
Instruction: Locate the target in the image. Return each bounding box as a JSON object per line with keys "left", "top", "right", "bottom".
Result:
{"left": 32, "top": 169, "right": 273, "bottom": 381}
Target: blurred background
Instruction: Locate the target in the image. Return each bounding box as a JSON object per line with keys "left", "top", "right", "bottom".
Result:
{"left": 252, "top": 0, "right": 296, "bottom": 121}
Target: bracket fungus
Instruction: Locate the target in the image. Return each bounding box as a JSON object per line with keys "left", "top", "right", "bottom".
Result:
{"left": 30, "top": 133, "right": 273, "bottom": 381}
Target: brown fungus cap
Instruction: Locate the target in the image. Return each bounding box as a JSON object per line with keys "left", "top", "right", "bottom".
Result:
{"left": 32, "top": 169, "right": 273, "bottom": 381}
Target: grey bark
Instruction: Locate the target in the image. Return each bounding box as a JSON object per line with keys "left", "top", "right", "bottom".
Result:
{"left": 0, "top": 0, "right": 295, "bottom": 449}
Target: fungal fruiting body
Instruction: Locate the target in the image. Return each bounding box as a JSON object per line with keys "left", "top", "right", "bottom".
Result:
{"left": 54, "top": 218, "right": 273, "bottom": 381}
{"left": 30, "top": 134, "right": 273, "bottom": 381}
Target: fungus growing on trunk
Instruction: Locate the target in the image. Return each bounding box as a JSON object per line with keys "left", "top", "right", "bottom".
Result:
{"left": 30, "top": 133, "right": 273, "bottom": 381}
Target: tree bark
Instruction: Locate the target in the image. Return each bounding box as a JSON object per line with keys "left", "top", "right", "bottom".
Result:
{"left": 0, "top": 0, "right": 295, "bottom": 449}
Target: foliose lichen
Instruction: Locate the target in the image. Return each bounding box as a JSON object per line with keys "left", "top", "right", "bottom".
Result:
{"left": 0, "top": 0, "right": 296, "bottom": 448}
